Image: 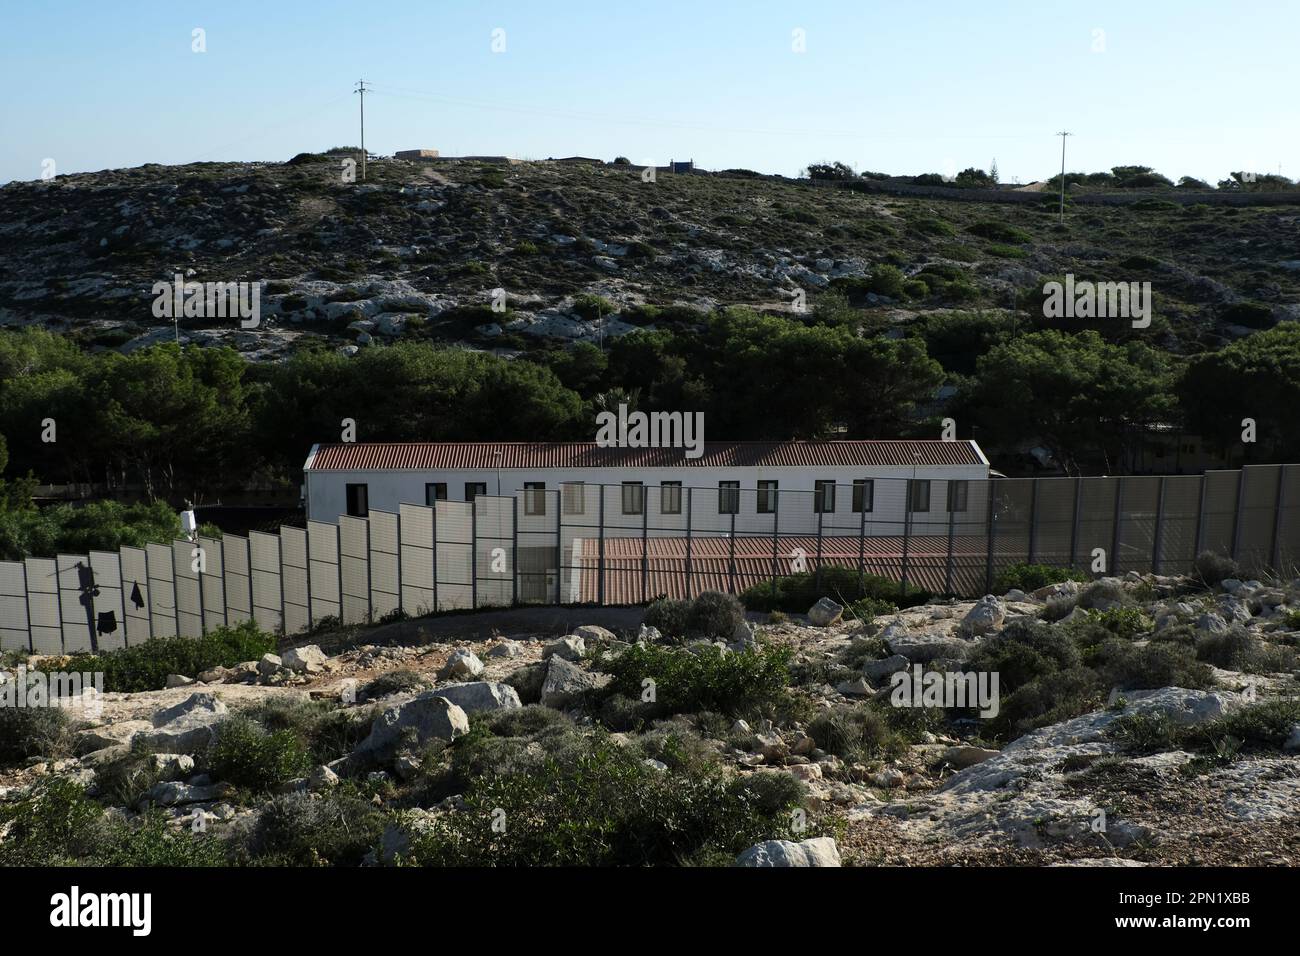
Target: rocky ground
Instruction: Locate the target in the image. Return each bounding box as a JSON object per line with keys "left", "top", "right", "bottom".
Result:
{"left": 1, "top": 569, "right": 1297, "bottom": 866}
{"left": 2, "top": 156, "right": 1296, "bottom": 360}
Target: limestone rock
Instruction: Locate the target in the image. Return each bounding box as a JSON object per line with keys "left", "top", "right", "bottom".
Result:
{"left": 439, "top": 648, "right": 484, "bottom": 680}
{"left": 808, "top": 597, "right": 844, "bottom": 627}
{"left": 542, "top": 635, "right": 585, "bottom": 661}
{"left": 136, "top": 693, "right": 229, "bottom": 755}
{"left": 539, "top": 655, "right": 609, "bottom": 708}
{"left": 735, "top": 837, "right": 841, "bottom": 867}
{"left": 355, "top": 692, "right": 470, "bottom": 761}
{"left": 430, "top": 681, "right": 522, "bottom": 714}
{"left": 283, "top": 644, "right": 328, "bottom": 674}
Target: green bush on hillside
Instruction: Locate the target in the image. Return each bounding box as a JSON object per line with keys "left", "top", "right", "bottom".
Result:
{"left": 53, "top": 622, "right": 276, "bottom": 693}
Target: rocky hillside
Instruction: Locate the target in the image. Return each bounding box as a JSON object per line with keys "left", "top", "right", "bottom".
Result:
{"left": 2, "top": 156, "right": 1299, "bottom": 361}
{"left": 2, "top": 565, "right": 1297, "bottom": 866}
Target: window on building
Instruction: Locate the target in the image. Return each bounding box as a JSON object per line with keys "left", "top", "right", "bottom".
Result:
{"left": 947, "top": 480, "right": 968, "bottom": 513}
{"left": 523, "top": 482, "right": 546, "bottom": 516}
{"left": 757, "top": 480, "right": 778, "bottom": 514}
{"left": 562, "top": 482, "right": 586, "bottom": 516}
{"left": 852, "top": 479, "right": 874, "bottom": 514}
{"left": 465, "top": 482, "right": 487, "bottom": 503}
{"left": 910, "top": 479, "right": 931, "bottom": 513}
{"left": 660, "top": 481, "right": 682, "bottom": 515}
{"left": 345, "top": 483, "right": 369, "bottom": 518}
{"left": 622, "top": 481, "right": 645, "bottom": 516}
{"left": 814, "top": 480, "right": 836, "bottom": 514}
{"left": 719, "top": 481, "right": 740, "bottom": 515}
{"left": 424, "top": 483, "right": 447, "bottom": 506}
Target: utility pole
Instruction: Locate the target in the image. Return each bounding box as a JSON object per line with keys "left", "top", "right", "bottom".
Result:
{"left": 354, "top": 79, "right": 370, "bottom": 181}
{"left": 1056, "top": 131, "right": 1071, "bottom": 225}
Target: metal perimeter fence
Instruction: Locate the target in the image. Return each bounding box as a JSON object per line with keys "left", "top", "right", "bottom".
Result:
{"left": 1, "top": 465, "right": 1297, "bottom": 653}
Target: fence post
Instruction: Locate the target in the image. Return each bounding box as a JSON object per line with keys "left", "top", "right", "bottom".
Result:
{"left": 1152, "top": 476, "right": 1167, "bottom": 574}
{"left": 335, "top": 525, "right": 344, "bottom": 623}
{"left": 728, "top": 511, "right": 737, "bottom": 594}
{"left": 1231, "top": 469, "right": 1247, "bottom": 561}
{"left": 685, "top": 487, "right": 693, "bottom": 600}
{"left": 944, "top": 500, "right": 956, "bottom": 596}
{"left": 1194, "top": 475, "right": 1208, "bottom": 558}
{"left": 1027, "top": 479, "right": 1040, "bottom": 565}
{"left": 597, "top": 487, "right": 606, "bottom": 607}
{"left": 984, "top": 483, "right": 996, "bottom": 594}
{"left": 814, "top": 503, "right": 824, "bottom": 593}
{"left": 1271, "top": 465, "right": 1288, "bottom": 572}
{"left": 364, "top": 519, "right": 373, "bottom": 624}
{"left": 901, "top": 479, "right": 912, "bottom": 598}
{"left": 641, "top": 498, "right": 649, "bottom": 604}
{"left": 770, "top": 488, "right": 779, "bottom": 600}
{"left": 1068, "top": 476, "right": 1083, "bottom": 570}
{"left": 858, "top": 490, "right": 866, "bottom": 594}
{"left": 470, "top": 497, "right": 478, "bottom": 610}
{"left": 1111, "top": 477, "right": 1125, "bottom": 575}
{"left": 512, "top": 496, "right": 519, "bottom": 607}
{"left": 196, "top": 541, "right": 207, "bottom": 635}
{"left": 554, "top": 491, "right": 562, "bottom": 606}
{"left": 21, "top": 561, "right": 33, "bottom": 652}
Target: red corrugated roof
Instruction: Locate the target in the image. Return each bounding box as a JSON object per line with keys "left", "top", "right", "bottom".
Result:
{"left": 305, "top": 440, "right": 986, "bottom": 470}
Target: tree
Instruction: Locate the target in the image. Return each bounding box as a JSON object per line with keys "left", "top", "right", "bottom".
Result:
{"left": 966, "top": 330, "right": 1177, "bottom": 473}
{"left": 805, "top": 161, "right": 855, "bottom": 181}
{"left": 1178, "top": 326, "right": 1300, "bottom": 462}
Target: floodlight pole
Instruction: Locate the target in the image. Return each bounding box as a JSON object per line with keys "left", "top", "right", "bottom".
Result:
{"left": 355, "top": 80, "right": 370, "bottom": 181}
{"left": 1057, "top": 131, "right": 1072, "bottom": 225}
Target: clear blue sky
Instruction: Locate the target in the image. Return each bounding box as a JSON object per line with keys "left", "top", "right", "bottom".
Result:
{"left": 1, "top": 0, "right": 1294, "bottom": 185}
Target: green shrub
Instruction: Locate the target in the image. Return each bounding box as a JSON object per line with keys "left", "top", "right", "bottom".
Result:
{"left": 986, "top": 243, "right": 1028, "bottom": 258}
{"left": 967, "top": 221, "right": 1032, "bottom": 244}
{"left": 1183, "top": 697, "right": 1300, "bottom": 750}
{"left": 0, "top": 704, "right": 70, "bottom": 764}
{"left": 807, "top": 704, "right": 899, "bottom": 760}
{"left": 848, "top": 596, "right": 898, "bottom": 620}
{"left": 240, "top": 697, "right": 372, "bottom": 766}
{"left": 740, "top": 566, "right": 929, "bottom": 613}
{"left": 1194, "top": 551, "right": 1238, "bottom": 587}
{"left": 1112, "top": 698, "right": 1300, "bottom": 755}
{"left": 866, "top": 264, "right": 906, "bottom": 297}
{"left": 643, "top": 597, "right": 691, "bottom": 639}
{"left": 359, "top": 669, "right": 430, "bottom": 701}
{"left": 0, "top": 778, "right": 225, "bottom": 866}
{"left": 206, "top": 715, "right": 311, "bottom": 792}
{"left": 571, "top": 294, "right": 615, "bottom": 321}
{"left": 965, "top": 619, "right": 1081, "bottom": 693}
{"left": 1093, "top": 641, "right": 1214, "bottom": 691}
{"left": 1077, "top": 580, "right": 1129, "bottom": 611}
{"left": 686, "top": 590, "right": 746, "bottom": 640}
{"left": 1196, "top": 628, "right": 1297, "bottom": 673}
{"left": 993, "top": 563, "right": 1087, "bottom": 595}
{"left": 1084, "top": 606, "right": 1151, "bottom": 641}
{"left": 246, "top": 791, "right": 385, "bottom": 866}
{"left": 55, "top": 622, "right": 275, "bottom": 693}
{"left": 909, "top": 216, "right": 957, "bottom": 237}
{"left": 840, "top": 635, "right": 889, "bottom": 668}
{"left": 1108, "top": 710, "right": 1182, "bottom": 753}
{"left": 94, "top": 743, "right": 169, "bottom": 809}
{"left": 401, "top": 736, "right": 803, "bottom": 866}
{"left": 601, "top": 643, "right": 791, "bottom": 717}
{"left": 994, "top": 666, "right": 1103, "bottom": 739}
